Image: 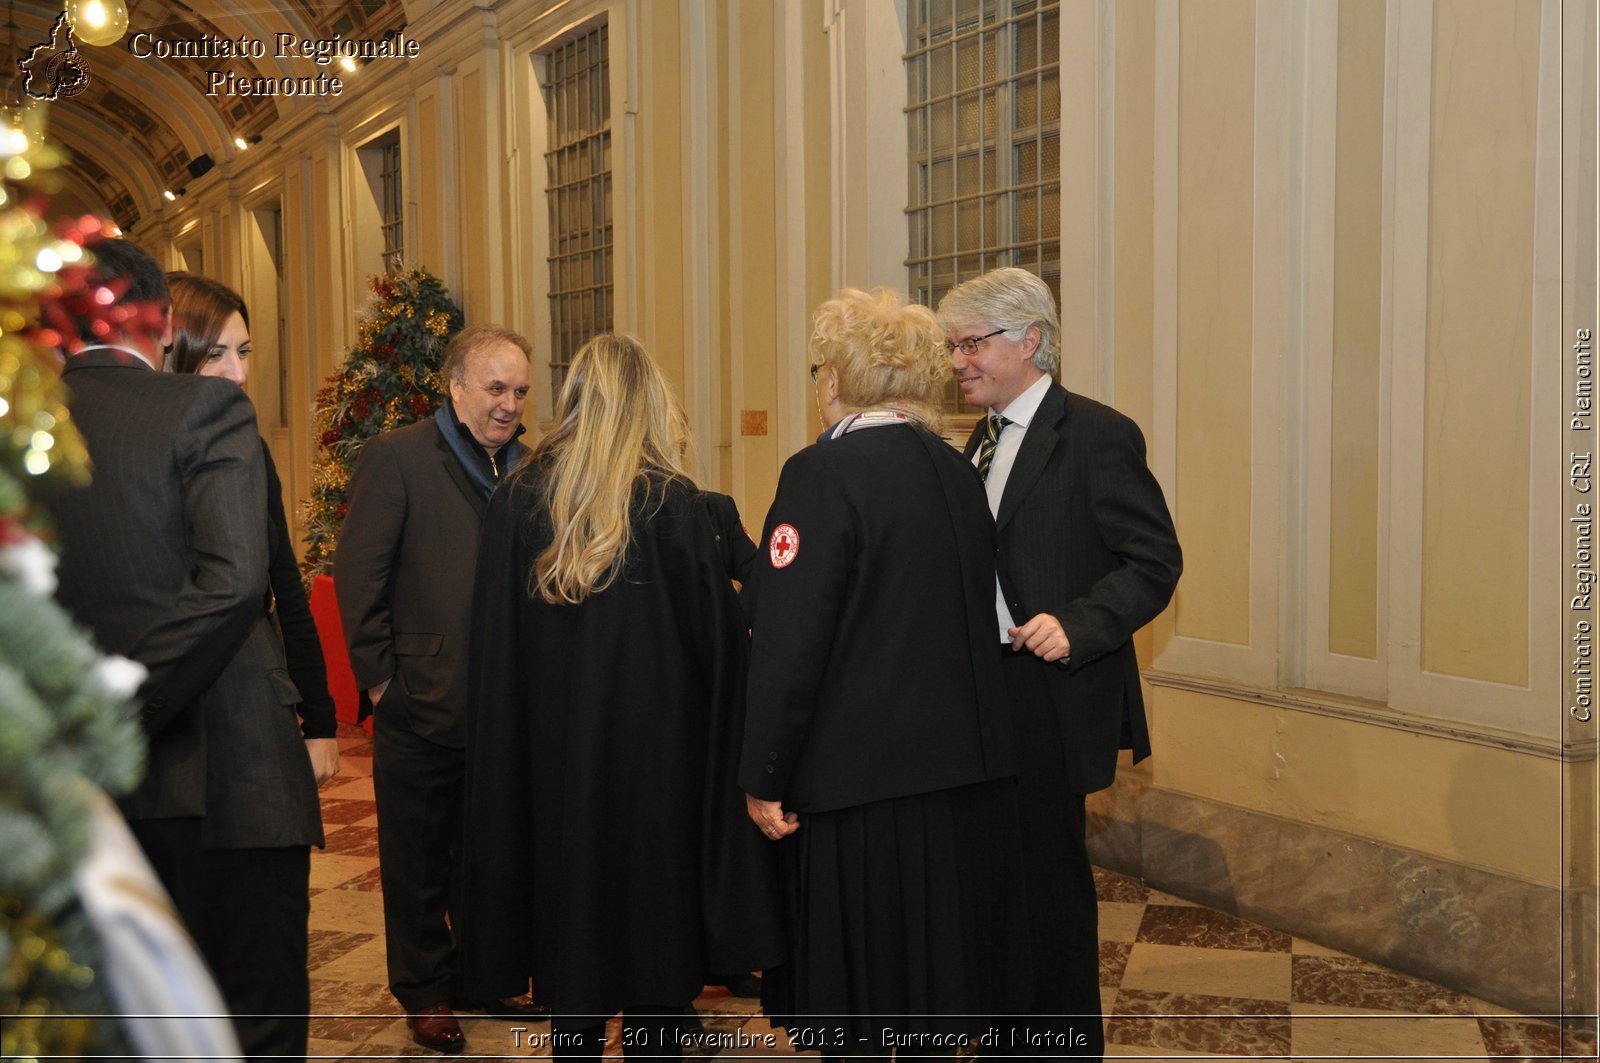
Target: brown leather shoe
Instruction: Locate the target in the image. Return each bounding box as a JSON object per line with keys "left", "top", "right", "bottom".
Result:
{"left": 407, "top": 1003, "right": 466, "bottom": 1054}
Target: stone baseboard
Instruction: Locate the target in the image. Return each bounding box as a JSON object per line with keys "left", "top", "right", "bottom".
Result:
{"left": 1086, "top": 775, "right": 1595, "bottom": 1017}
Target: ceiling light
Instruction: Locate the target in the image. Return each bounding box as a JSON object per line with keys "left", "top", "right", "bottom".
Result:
{"left": 163, "top": 189, "right": 176, "bottom": 201}
{"left": 65, "top": 0, "right": 130, "bottom": 47}
{"left": 0, "top": 123, "right": 27, "bottom": 158}
{"left": 0, "top": 104, "right": 34, "bottom": 159}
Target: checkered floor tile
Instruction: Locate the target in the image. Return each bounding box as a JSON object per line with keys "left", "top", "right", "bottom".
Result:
{"left": 306, "top": 725, "right": 1594, "bottom": 1061}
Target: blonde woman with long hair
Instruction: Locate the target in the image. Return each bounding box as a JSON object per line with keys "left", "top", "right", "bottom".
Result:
{"left": 461, "top": 333, "right": 783, "bottom": 1061}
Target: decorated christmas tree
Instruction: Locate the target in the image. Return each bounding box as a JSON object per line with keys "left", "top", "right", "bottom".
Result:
{"left": 300, "top": 269, "right": 464, "bottom": 580}
{"left": 0, "top": 106, "right": 144, "bottom": 1060}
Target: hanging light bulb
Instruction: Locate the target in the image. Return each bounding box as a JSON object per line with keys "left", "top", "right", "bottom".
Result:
{"left": 0, "top": 101, "right": 42, "bottom": 158}
{"left": 65, "top": 0, "right": 130, "bottom": 48}
{"left": 0, "top": 111, "right": 28, "bottom": 158}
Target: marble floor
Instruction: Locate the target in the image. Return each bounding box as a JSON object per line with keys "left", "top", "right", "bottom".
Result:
{"left": 309, "top": 725, "right": 1595, "bottom": 1061}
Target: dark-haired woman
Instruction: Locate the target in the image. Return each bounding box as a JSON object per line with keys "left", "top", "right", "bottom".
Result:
{"left": 163, "top": 273, "right": 336, "bottom": 1059}
{"left": 166, "top": 272, "right": 341, "bottom": 788}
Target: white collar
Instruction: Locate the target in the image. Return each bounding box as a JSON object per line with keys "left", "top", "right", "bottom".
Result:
{"left": 991, "top": 372, "right": 1052, "bottom": 427}
{"left": 827, "top": 409, "right": 913, "bottom": 439}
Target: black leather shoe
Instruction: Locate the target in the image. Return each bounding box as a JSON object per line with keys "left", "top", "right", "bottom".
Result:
{"left": 712, "top": 972, "right": 763, "bottom": 999}
{"left": 452, "top": 993, "right": 551, "bottom": 1020}
{"left": 408, "top": 1003, "right": 466, "bottom": 1054}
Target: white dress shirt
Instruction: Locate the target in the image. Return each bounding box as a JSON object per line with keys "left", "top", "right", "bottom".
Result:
{"left": 976, "top": 372, "right": 1053, "bottom": 642}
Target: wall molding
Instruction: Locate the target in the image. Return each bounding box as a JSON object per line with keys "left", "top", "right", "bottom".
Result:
{"left": 1146, "top": 669, "right": 1587, "bottom": 760}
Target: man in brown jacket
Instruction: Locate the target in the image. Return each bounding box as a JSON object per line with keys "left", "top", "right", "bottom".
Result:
{"left": 336, "top": 324, "right": 539, "bottom": 1053}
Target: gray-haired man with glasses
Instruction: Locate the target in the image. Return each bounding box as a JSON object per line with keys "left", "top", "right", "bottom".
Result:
{"left": 939, "top": 267, "right": 1182, "bottom": 1060}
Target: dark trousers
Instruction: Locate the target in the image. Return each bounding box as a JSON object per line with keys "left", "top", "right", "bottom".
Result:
{"left": 130, "top": 817, "right": 311, "bottom": 1061}
{"left": 552, "top": 1004, "right": 689, "bottom": 1061}
{"left": 1000, "top": 652, "right": 1105, "bottom": 1061}
{"left": 373, "top": 716, "right": 466, "bottom": 1011}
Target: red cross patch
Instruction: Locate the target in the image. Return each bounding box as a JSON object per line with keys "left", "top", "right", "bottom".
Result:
{"left": 769, "top": 523, "right": 800, "bottom": 569}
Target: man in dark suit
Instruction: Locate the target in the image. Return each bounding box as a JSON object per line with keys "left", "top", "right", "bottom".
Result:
{"left": 45, "top": 239, "right": 324, "bottom": 1059}
{"left": 939, "top": 267, "right": 1182, "bottom": 1059}
{"left": 335, "top": 324, "right": 541, "bottom": 1053}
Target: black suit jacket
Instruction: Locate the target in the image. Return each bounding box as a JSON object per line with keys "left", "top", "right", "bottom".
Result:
{"left": 700, "top": 490, "right": 758, "bottom": 630}
{"left": 336, "top": 416, "right": 499, "bottom": 749}
{"left": 48, "top": 350, "right": 323, "bottom": 847}
{"left": 700, "top": 491, "right": 759, "bottom": 586}
{"left": 967, "top": 381, "right": 1182, "bottom": 794}
{"left": 263, "top": 441, "right": 335, "bottom": 738}
{"left": 741, "top": 423, "right": 1016, "bottom": 813}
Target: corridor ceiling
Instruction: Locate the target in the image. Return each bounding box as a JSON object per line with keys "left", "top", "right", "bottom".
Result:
{"left": 2, "top": 0, "right": 408, "bottom": 232}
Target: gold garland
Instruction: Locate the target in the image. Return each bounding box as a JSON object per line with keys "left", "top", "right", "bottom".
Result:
{"left": 0, "top": 106, "right": 92, "bottom": 486}
{"left": 0, "top": 897, "right": 96, "bottom": 1061}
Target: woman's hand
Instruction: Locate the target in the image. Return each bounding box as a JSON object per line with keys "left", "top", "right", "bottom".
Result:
{"left": 745, "top": 794, "right": 800, "bottom": 840}
{"left": 306, "top": 738, "right": 341, "bottom": 786}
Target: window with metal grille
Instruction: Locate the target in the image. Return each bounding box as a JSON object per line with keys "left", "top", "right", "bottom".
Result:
{"left": 542, "top": 23, "right": 613, "bottom": 397}
{"left": 379, "top": 138, "right": 403, "bottom": 273}
{"left": 905, "top": 0, "right": 1061, "bottom": 410}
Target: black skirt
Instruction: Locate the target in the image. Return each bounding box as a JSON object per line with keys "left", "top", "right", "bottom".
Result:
{"left": 762, "top": 778, "right": 1033, "bottom": 1055}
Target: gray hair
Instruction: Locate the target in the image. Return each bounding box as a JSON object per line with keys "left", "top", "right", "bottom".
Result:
{"left": 935, "top": 267, "right": 1060, "bottom": 374}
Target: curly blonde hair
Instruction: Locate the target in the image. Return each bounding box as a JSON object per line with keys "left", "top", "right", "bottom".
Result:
{"left": 810, "top": 287, "right": 948, "bottom": 433}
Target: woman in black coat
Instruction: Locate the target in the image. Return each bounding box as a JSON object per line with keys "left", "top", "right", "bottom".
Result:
{"left": 165, "top": 273, "right": 339, "bottom": 787}
{"left": 740, "top": 288, "right": 1032, "bottom": 1058}
{"left": 462, "top": 333, "right": 783, "bottom": 1060}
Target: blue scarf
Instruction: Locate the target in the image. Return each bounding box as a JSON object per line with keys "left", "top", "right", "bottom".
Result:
{"left": 435, "top": 400, "right": 526, "bottom": 500}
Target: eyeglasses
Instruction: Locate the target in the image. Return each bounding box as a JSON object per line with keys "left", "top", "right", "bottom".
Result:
{"left": 810, "top": 364, "right": 820, "bottom": 382}
{"left": 944, "top": 328, "right": 1008, "bottom": 357}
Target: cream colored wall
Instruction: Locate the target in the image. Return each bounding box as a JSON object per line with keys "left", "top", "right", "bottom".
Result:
{"left": 1563, "top": 0, "right": 1600, "bottom": 905}
{"left": 1065, "top": 0, "right": 1588, "bottom": 891}
{"left": 1420, "top": 0, "right": 1539, "bottom": 687}
{"left": 1328, "top": 0, "right": 1384, "bottom": 662}
{"left": 1171, "top": 0, "right": 1254, "bottom": 650}
{"left": 1153, "top": 685, "right": 1564, "bottom": 881}
{"left": 634, "top": 0, "right": 689, "bottom": 434}
{"left": 455, "top": 59, "right": 503, "bottom": 328}
{"left": 412, "top": 83, "right": 453, "bottom": 298}
{"left": 723, "top": 2, "right": 781, "bottom": 517}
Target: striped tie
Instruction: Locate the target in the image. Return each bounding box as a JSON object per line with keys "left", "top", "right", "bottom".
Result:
{"left": 975, "top": 412, "right": 1009, "bottom": 481}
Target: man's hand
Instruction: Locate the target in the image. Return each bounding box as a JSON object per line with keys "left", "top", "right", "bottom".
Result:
{"left": 745, "top": 794, "right": 800, "bottom": 840}
{"left": 306, "top": 738, "right": 340, "bottom": 786}
{"left": 367, "top": 678, "right": 390, "bottom": 706}
{"left": 1008, "top": 613, "right": 1071, "bottom": 663}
